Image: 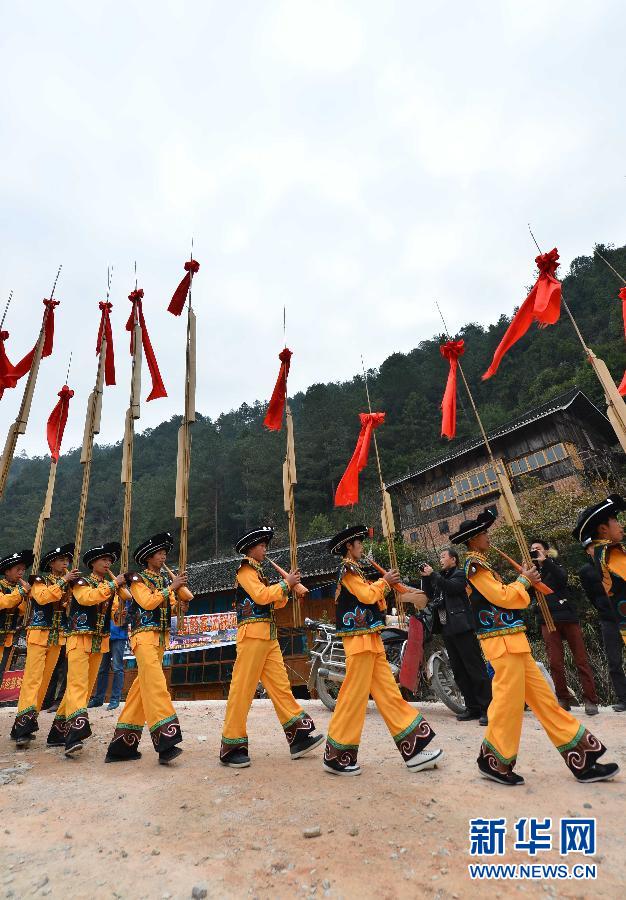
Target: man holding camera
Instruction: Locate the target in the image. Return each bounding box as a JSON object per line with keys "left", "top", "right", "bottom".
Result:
{"left": 530, "top": 539, "right": 599, "bottom": 716}
{"left": 421, "top": 547, "right": 492, "bottom": 725}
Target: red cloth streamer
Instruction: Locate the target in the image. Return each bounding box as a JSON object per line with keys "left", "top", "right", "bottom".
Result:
{"left": 263, "top": 348, "right": 292, "bottom": 430}
{"left": 0, "top": 299, "right": 59, "bottom": 397}
{"left": 126, "top": 289, "right": 167, "bottom": 401}
{"left": 168, "top": 259, "right": 200, "bottom": 316}
{"left": 483, "top": 248, "right": 562, "bottom": 380}
{"left": 47, "top": 384, "right": 74, "bottom": 462}
{"left": 440, "top": 339, "right": 465, "bottom": 439}
{"left": 617, "top": 287, "right": 626, "bottom": 396}
{"left": 399, "top": 616, "right": 424, "bottom": 691}
{"left": 334, "top": 412, "right": 385, "bottom": 507}
{"left": 96, "top": 301, "right": 116, "bottom": 386}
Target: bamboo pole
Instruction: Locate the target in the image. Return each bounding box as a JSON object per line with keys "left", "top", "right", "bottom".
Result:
{"left": 173, "top": 255, "right": 197, "bottom": 633}
{"left": 119, "top": 301, "right": 143, "bottom": 574}
{"left": 0, "top": 268, "right": 61, "bottom": 501}
{"left": 435, "top": 303, "right": 556, "bottom": 631}
{"left": 73, "top": 324, "right": 108, "bottom": 567}
{"left": 360, "top": 357, "right": 405, "bottom": 625}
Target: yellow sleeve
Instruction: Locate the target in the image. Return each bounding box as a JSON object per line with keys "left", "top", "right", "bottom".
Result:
{"left": 468, "top": 565, "right": 531, "bottom": 609}
{"left": 31, "top": 579, "right": 65, "bottom": 606}
{"left": 342, "top": 571, "right": 390, "bottom": 607}
{"left": 73, "top": 579, "right": 115, "bottom": 607}
{"left": 237, "top": 566, "right": 287, "bottom": 606}
{"left": 0, "top": 586, "right": 26, "bottom": 609}
{"left": 129, "top": 578, "right": 172, "bottom": 611}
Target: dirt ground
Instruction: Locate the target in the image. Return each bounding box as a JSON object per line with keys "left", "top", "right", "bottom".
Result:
{"left": 0, "top": 700, "right": 624, "bottom": 900}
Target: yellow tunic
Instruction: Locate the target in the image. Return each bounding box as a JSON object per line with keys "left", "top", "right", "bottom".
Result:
{"left": 0, "top": 580, "right": 28, "bottom": 648}
{"left": 235, "top": 558, "right": 289, "bottom": 641}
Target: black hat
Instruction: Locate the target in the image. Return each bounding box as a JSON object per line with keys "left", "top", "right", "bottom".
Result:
{"left": 235, "top": 527, "right": 274, "bottom": 555}
{"left": 133, "top": 532, "right": 174, "bottom": 567}
{"left": 450, "top": 508, "right": 497, "bottom": 545}
{"left": 83, "top": 542, "right": 122, "bottom": 569}
{"left": 572, "top": 495, "right": 626, "bottom": 543}
{"left": 327, "top": 525, "right": 368, "bottom": 556}
{"left": 0, "top": 549, "right": 35, "bottom": 574}
{"left": 40, "top": 543, "right": 75, "bottom": 572}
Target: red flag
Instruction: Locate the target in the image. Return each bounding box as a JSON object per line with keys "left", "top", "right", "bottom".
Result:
{"left": 47, "top": 384, "right": 74, "bottom": 461}
{"left": 334, "top": 412, "right": 385, "bottom": 507}
{"left": 126, "top": 289, "right": 167, "bottom": 401}
{"left": 616, "top": 287, "right": 626, "bottom": 396}
{"left": 0, "top": 299, "right": 59, "bottom": 397}
{"left": 440, "top": 339, "right": 465, "bottom": 439}
{"left": 168, "top": 259, "right": 200, "bottom": 316}
{"left": 263, "top": 348, "right": 292, "bottom": 430}
{"left": 96, "top": 302, "right": 116, "bottom": 386}
{"left": 483, "top": 248, "right": 562, "bottom": 380}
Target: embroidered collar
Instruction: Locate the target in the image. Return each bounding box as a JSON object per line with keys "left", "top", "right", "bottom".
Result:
{"left": 0, "top": 578, "right": 17, "bottom": 591}
{"left": 141, "top": 568, "right": 168, "bottom": 588}
{"left": 244, "top": 557, "right": 264, "bottom": 574}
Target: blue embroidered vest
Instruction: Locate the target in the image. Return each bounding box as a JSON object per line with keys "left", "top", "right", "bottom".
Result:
{"left": 594, "top": 542, "right": 626, "bottom": 635}
{"left": 0, "top": 579, "right": 24, "bottom": 641}
{"left": 464, "top": 555, "right": 526, "bottom": 640}
{"left": 235, "top": 559, "right": 275, "bottom": 629}
{"left": 29, "top": 575, "right": 68, "bottom": 645}
{"left": 128, "top": 570, "right": 172, "bottom": 638}
{"left": 67, "top": 575, "right": 115, "bottom": 638}
{"left": 334, "top": 560, "right": 386, "bottom": 638}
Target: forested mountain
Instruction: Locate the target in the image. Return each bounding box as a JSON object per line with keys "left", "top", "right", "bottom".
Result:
{"left": 2, "top": 244, "right": 625, "bottom": 561}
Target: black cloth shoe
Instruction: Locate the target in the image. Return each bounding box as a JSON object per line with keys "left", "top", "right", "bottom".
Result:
{"left": 220, "top": 749, "right": 251, "bottom": 768}
{"left": 105, "top": 750, "right": 142, "bottom": 763}
{"left": 457, "top": 709, "right": 481, "bottom": 721}
{"left": 477, "top": 744, "right": 524, "bottom": 785}
{"left": 290, "top": 733, "right": 325, "bottom": 759}
{"left": 612, "top": 702, "right": 626, "bottom": 712}
{"left": 478, "top": 714, "right": 488, "bottom": 726}
{"left": 158, "top": 746, "right": 183, "bottom": 766}
{"left": 574, "top": 762, "right": 619, "bottom": 783}
{"left": 88, "top": 699, "right": 103, "bottom": 708}
{"left": 323, "top": 757, "right": 361, "bottom": 776}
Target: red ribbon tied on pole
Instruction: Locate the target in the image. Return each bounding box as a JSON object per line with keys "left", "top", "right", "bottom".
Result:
{"left": 440, "top": 339, "right": 465, "bottom": 439}
{"left": 168, "top": 259, "right": 200, "bottom": 316}
{"left": 96, "top": 302, "right": 116, "bottom": 386}
{"left": 263, "top": 348, "right": 292, "bottom": 430}
{"left": 126, "top": 289, "right": 167, "bottom": 401}
{"left": 616, "top": 287, "right": 626, "bottom": 396}
{"left": 334, "top": 412, "right": 385, "bottom": 507}
{"left": 0, "top": 299, "right": 59, "bottom": 397}
{"left": 47, "top": 384, "right": 74, "bottom": 461}
{"left": 483, "top": 248, "right": 562, "bottom": 380}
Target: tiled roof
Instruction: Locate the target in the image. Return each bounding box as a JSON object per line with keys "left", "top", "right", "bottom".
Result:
{"left": 187, "top": 537, "right": 340, "bottom": 595}
{"left": 386, "top": 389, "right": 611, "bottom": 490}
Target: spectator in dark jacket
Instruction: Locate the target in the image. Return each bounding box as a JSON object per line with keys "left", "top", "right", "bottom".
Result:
{"left": 579, "top": 540, "right": 626, "bottom": 712}
{"left": 421, "top": 547, "right": 492, "bottom": 724}
{"left": 530, "top": 539, "right": 598, "bottom": 715}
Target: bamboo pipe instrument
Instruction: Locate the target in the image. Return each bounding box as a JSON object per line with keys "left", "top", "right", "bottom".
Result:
{"left": 265, "top": 556, "right": 309, "bottom": 597}
{"left": 365, "top": 555, "right": 411, "bottom": 594}
{"left": 490, "top": 545, "right": 553, "bottom": 596}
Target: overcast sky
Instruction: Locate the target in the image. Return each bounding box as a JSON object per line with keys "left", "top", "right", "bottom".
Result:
{"left": 1, "top": 0, "right": 625, "bottom": 457}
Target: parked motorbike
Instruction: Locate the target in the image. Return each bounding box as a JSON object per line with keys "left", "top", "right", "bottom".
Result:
{"left": 305, "top": 610, "right": 465, "bottom": 714}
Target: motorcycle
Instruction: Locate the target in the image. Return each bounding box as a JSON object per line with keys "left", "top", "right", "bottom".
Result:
{"left": 305, "top": 610, "right": 465, "bottom": 714}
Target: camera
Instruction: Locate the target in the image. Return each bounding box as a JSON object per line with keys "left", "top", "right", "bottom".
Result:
{"left": 530, "top": 549, "right": 541, "bottom": 560}
{"left": 418, "top": 562, "right": 428, "bottom": 573}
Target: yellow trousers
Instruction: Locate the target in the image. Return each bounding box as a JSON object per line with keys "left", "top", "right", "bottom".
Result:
{"left": 481, "top": 651, "right": 603, "bottom": 774}
{"left": 220, "top": 637, "right": 314, "bottom": 759}
{"left": 325, "top": 648, "right": 433, "bottom": 766}
{"left": 18, "top": 643, "right": 62, "bottom": 713}
{"left": 11, "top": 644, "right": 62, "bottom": 740}
{"left": 106, "top": 642, "right": 182, "bottom": 758}
{"left": 48, "top": 645, "right": 102, "bottom": 748}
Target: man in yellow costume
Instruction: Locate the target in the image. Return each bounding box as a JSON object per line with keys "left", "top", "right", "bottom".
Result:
{"left": 323, "top": 525, "right": 443, "bottom": 776}
{"left": 105, "top": 531, "right": 190, "bottom": 766}
{"left": 220, "top": 526, "right": 324, "bottom": 768}
{"left": 452, "top": 508, "right": 618, "bottom": 786}
{"left": 0, "top": 550, "right": 33, "bottom": 687}
{"left": 11, "top": 543, "right": 80, "bottom": 748}
{"left": 47, "top": 541, "right": 125, "bottom": 757}
{"left": 574, "top": 494, "right": 626, "bottom": 646}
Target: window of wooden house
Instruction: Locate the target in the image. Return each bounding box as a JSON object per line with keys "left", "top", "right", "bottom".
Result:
{"left": 508, "top": 443, "right": 569, "bottom": 478}
{"left": 452, "top": 463, "right": 500, "bottom": 502}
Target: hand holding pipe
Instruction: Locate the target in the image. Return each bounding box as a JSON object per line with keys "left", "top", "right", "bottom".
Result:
{"left": 266, "top": 557, "right": 309, "bottom": 598}
{"left": 366, "top": 555, "right": 411, "bottom": 594}
{"left": 490, "top": 546, "right": 552, "bottom": 594}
